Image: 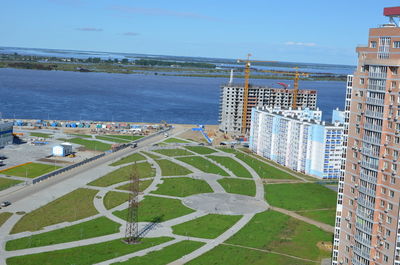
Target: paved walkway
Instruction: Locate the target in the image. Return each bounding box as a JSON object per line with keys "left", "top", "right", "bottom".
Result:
{"left": 0, "top": 139, "right": 333, "bottom": 265}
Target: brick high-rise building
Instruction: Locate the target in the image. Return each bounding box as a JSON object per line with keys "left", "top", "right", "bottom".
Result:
{"left": 333, "top": 7, "right": 400, "bottom": 265}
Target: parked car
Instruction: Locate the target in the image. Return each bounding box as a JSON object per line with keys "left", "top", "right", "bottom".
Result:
{"left": 1, "top": 201, "right": 11, "bottom": 207}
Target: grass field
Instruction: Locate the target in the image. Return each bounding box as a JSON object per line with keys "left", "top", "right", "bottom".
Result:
{"left": 217, "top": 178, "right": 256, "bottom": 196}
{"left": 172, "top": 214, "right": 241, "bottom": 239}
{"left": 141, "top": 151, "right": 161, "bottom": 160}
{"left": 227, "top": 210, "right": 332, "bottom": 261}
{"left": 184, "top": 146, "right": 216, "bottom": 155}
{"left": 163, "top": 138, "right": 189, "bottom": 143}
{"left": 264, "top": 183, "right": 337, "bottom": 211}
{"left": 30, "top": 132, "right": 52, "bottom": 138}
{"left": 11, "top": 188, "right": 99, "bottom": 234}
{"left": 68, "top": 134, "right": 92, "bottom": 138}
{"left": 1, "top": 163, "right": 61, "bottom": 179}
{"left": 297, "top": 209, "right": 336, "bottom": 226}
{"left": 103, "top": 191, "right": 130, "bottom": 210}
{"left": 154, "top": 148, "right": 194, "bottom": 157}
{"left": 0, "top": 212, "right": 12, "bottom": 227}
{"left": 96, "top": 135, "right": 130, "bottom": 143}
{"left": 235, "top": 152, "right": 296, "bottom": 179}
{"left": 177, "top": 156, "right": 229, "bottom": 176}
{"left": 207, "top": 155, "right": 252, "bottom": 178}
{"left": 6, "top": 237, "right": 173, "bottom": 265}
{"left": 6, "top": 217, "right": 120, "bottom": 250}
{"left": 63, "top": 138, "right": 111, "bottom": 151}
{"left": 0, "top": 177, "right": 23, "bottom": 191}
{"left": 186, "top": 244, "right": 314, "bottom": 265}
{"left": 117, "top": 240, "right": 204, "bottom": 265}
{"left": 105, "top": 135, "right": 144, "bottom": 141}
{"left": 110, "top": 153, "right": 146, "bottom": 166}
{"left": 154, "top": 159, "right": 192, "bottom": 176}
{"left": 116, "top": 179, "right": 153, "bottom": 192}
{"left": 88, "top": 162, "right": 155, "bottom": 187}
{"left": 217, "top": 147, "right": 237, "bottom": 154}
{"left": 152, "top": 177, "right": 213, "bottom": 197}
{"left": 113, "top": 196, "right": 195, "bottom": 222}
{"left": 239, "top": 148, "right": 319, "bottom": 181}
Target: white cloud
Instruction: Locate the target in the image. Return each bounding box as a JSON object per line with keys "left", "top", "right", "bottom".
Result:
{"left": 284, "top": 41, "right": 317, "bottom": 47}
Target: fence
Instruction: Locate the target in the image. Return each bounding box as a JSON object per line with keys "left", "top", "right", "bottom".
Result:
{"left": 32, "top": 126, "right": 172, "bottom": 184}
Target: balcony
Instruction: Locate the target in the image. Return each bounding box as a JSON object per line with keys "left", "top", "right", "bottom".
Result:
{"left": 363, "top": 122, "right": 383, "bottom": 132}
{"left": 363, "top": 135, "right": 381, "bottom": 145}
{"left": 360, "top": 160, "right": 379, "bottom": 170}
{"left": 359, "top": 172, "right": 377, "bottom": 184}
{"left": 358, "top": 185, "right": 376, "bottom": 197}
{"left": 355, "top": 221, "right": 372, "bottom": 234}
{"left": 353, "top": 245, "right": 371, "bottom": 260}
{"left": 369, "top": 71, "right": 387, "bottom": 79}
{"left": 357, "top": 197, "right": 375, "bottom": 210}
{"left": 352, "top": 257, "right": 367, "bottom": 265}
{"left": 361, "top": 147, "right": 379, "bottom": 158}
{"left": 354, "top": 233, "right": 372, "bottom": 247}
{"left": 365, "top": 109, "right": 384, "bottom": 119}
{"left": 367, "top": 84, "right": 386, "bottom": 92}
{"left": 366, "top": 97, "right": 385, "bottom": 106}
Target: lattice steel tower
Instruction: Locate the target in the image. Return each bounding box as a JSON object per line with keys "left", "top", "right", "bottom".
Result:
{"left": 124, "top": 165, "right": 140, "bottom": 244}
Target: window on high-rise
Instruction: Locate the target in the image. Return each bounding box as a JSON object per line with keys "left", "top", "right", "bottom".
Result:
{"left": 393, "top": 41, "right": 400, "bottom": 48}
{"left": 371, "top": 41, "right": 377, "bottom": 48}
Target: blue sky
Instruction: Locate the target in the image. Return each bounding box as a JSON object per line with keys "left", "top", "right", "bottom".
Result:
{"left": 1, "top": 0, "right": 400, "bottom": 65}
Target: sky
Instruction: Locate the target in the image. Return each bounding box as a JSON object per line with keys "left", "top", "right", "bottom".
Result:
{"left": 1, "top": 0, "right": 400, "bottom": 65}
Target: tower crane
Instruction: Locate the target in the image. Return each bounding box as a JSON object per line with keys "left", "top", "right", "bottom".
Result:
{"left": 259, "top": 67, "right": 309, "bottom": 109}
{"left": 236, "top": 54, "right": 276, "bottom": 135}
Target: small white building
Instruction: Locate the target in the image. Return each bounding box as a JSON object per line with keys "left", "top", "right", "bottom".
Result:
{"left": 52, "top": 143, "right": 73, "bottom": 157}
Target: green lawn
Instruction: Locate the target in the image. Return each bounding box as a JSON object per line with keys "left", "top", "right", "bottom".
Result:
{"left": 141, "top": 151, "right": 161, "bottom": 160}
{"left": 0, "top": 212, "right": 12, "bottom": 227}
{"left": 154, "top": 159, "right": 192, "bottom": 176}
{"left": 187, "top": 244, "right": 314, "bottom": 265}
{"left": 217, "top": 178, "right": 256, "bottom": 196}
{"left": 185, "top": 146, "right": 216, "bottom": 155}
{"left": 11, "top": 188, "right": 99, "bottom": 234}
{"left": 63, "top": 138, "right": 111, "bottom": 151}
{"left": 235, "top": 152, "right": 295, "bottom": 179}
{"left": 217, "top": 147, "right": 238, "bottom": 154}
{"left": 113, "top": 196, "right": 195, "bottom": 222}
{"left": 227, "top": 210, "right": 332, "bottom": 261}
{"left": 30, "top": 132, "right": 52, "bottom": 138}
{"left": 1, "top": 163, "right": 61, "bottom": 178}
{"left": 177, "top": 156, "right": 229, "bottom": 176}
{"left": 163, "top": 138, "right": 189, "bottom": 143}
{"left": 154, "top": 148, "right": 194, "bottom": 157}
{"left": 105, "top": 135, "right": 144, "bottom": 141}
{"left": 110, "top": 153, "right": 146, "bottom": 166}
{"left": 115, "top": 240, "right": 205, "bottom": 265}
{"left": 116, "top": 179, "right": 153, "bottom": 192}
{"left": 88, "top": 162, "right": 155, "bottom": 187}
{"left": 265, "top": 183, "right": 337, "bottom": 211}
{"left": 68, "top": 134, "right": 92, "bottom": 138}
{"left": 172, "top": 214, "right": 241, "bottom": 239}
{"left": 207, "top": 155, "right": 252, "bottom": 178}
{"left": 6, "top": 217, "right": 120, "bottom": 250}
{"left": 297, "top": 209, "right": 336, "bottom": 226}
{"left": 96, "top": 135, "right": 130, "bottom": 143}
{"left": 0, "top": 177, "right": 23, "bottom": 191}
{"left": 103, "top": 191, "right": 130, "bottom": 210}
{"left": 6, "top": 237, "right": 173, "bottom": 265}
{"left": 152, "top": 177, "right": 213, "bottom": 197}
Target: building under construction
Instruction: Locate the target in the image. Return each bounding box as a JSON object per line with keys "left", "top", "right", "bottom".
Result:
{"left": 218, "top": 83, "right": 317, "bottom": 135}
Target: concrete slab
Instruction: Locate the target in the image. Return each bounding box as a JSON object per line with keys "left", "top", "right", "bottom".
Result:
{"left": 182, "top": 193, "right": 268, "bottom": 215}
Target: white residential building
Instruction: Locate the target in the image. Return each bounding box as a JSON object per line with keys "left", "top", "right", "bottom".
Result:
{"left": 249, "top": 107, "right": 344, "bottom": 179}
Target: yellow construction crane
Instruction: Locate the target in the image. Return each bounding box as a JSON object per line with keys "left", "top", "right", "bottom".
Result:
{"left": 236, "top": 54, "right": 276, "bottom": 135}
{"left": 259, "top": 67, "right": 309, "bottom": 109}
